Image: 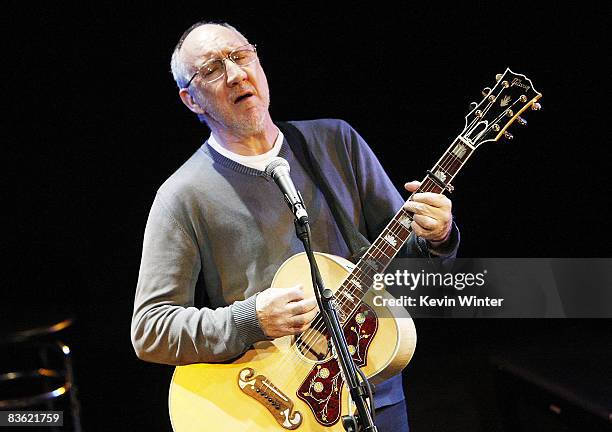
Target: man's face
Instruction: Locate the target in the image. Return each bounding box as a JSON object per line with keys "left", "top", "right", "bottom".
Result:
{"left": 180, "top": 25, "right": 271, "bottom": 135}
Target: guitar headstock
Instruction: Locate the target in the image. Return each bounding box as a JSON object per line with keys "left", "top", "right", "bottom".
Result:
{"left": 462, "top": 68, "right": 542, "bottom": 147}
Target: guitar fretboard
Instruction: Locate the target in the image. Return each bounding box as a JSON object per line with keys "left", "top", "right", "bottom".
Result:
{"left": 334, "top": 136, "right": 475, "bottom": 321}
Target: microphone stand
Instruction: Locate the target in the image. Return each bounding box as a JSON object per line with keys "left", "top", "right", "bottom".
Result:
{"left": 294, "top": 217, "right": 378, "bottom": 432}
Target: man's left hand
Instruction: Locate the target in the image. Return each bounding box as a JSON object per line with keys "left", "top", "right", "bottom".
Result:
{"left": 403, "top": 180, "right": 452, "bottom": 244}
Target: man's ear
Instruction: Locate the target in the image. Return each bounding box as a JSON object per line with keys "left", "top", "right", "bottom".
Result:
{"left": 178, "top": 88, "right": 206, "bottom": 115}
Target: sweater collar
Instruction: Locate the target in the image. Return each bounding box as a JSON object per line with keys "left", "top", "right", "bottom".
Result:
{"left": 200, "top": 138, "right": 291, "bottom": 177}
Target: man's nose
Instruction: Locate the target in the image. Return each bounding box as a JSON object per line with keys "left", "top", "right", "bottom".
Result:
{"left": 225, "top": 60, "right": 248, "bottom": 86}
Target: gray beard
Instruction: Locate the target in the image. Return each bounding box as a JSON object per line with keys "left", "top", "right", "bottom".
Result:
{"left": 201, "top": 97, "right": 269, "bottom": 136}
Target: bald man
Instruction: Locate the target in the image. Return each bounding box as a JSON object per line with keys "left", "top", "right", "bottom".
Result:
{"left": 132, "top": 21, "right": 459, "bottom": 431}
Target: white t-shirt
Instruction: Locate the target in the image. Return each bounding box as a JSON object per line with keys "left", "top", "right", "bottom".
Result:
{"left": 207, "top": 129, "right": 284, "bottom": 171}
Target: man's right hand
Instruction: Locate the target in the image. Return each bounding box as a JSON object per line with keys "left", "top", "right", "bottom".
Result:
{"left": 255, "top": 285, "right": 319, "bottom": 338}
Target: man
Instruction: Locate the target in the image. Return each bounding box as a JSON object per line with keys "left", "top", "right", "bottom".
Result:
{"left": 131, "top": 21, "right": 458, "bottom": 431}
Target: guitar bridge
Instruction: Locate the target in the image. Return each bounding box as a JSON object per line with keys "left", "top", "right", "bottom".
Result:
{"left": 238, "top": 368, "right": 302, "bottom": 430}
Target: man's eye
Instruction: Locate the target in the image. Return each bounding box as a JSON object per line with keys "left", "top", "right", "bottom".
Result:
{"left": 232, "top": 52, "right": 253, "bottom": 63}
{"left": 203, "top": 64, "right": 220, "bottom": 77}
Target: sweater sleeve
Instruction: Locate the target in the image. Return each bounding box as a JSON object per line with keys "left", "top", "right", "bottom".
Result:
{"left": 130, "top": 193, "right": 267, "bottom": 365}
{"left": 340, "top": 120, "right": 460, "bottom": 263}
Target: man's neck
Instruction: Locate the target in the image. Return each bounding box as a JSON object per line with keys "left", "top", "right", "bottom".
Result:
{"left": 211, "top": 117, "right": 278, "bottom": 156}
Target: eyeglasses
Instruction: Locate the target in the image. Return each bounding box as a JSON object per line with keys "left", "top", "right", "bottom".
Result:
{"left": 185, "top": 44, "right": 258, "bottom": 87}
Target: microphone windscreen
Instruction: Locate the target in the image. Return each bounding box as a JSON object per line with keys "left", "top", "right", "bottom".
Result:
{"left": 264, "top": 157, "right": 290, "bottom": 178}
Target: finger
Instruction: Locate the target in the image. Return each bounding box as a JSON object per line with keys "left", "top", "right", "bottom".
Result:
{"left": 412, "top": 214, "right": 438, "bottom": 230}
{"left": 412, "top": 218, "right": 451, "bottom": 242}
{"left": 412, "top": 192, "right": 452, "bottom": 209}
{"left": 301, "top": 306, "right": 319, "bottom": 324}
{"left": 296, "top": 321, "right": 313, "bottom": 333}
{"left": 403, "top": 200, "right": 432, "bottom": 216}
{"left": 411, "top": 219, "right": 432, "bottom": 238}
{"left": 289, "top": 315, "right": 307, "bottom": 329}
{"left": 288, "top": 297, "right": 318, "bottom": 315}
{"left": 292, "top": 307, "right": 319, "bottom": 332}
{"left": 283, "top": 285, "right": 305, "bottom": 302}
{"left": 404, "top": 180, "right": 421, "bottom": 193}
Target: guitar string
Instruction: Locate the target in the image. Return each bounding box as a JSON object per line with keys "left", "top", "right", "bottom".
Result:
{"left": 482, "top": 96, "right": 529, "bottom": 138}
{"left": 291, "top": 154, "right": 459, "bottom": 358}
{"left": 291, "top": 148, "right": 465, "bottom": 357}
{"left": 460, "top": 80, "right": 509, "bottom": 144}
{"left": 277, "top": 84, "right": 527, "bottom": 367}
{"left": 291, "top": 182, "right": 432, "bottom": 353}
{"left": 321, "top": 148, "right": 462, "bottom": 313}
{"left": 303, "top": 141, "right": 474, "bottom": 361}
{"left": 464, "top": 82, "right": 511, "bottom": 140}
{"left": 314, "top": 150, "right": 461, "bottom": 316}
{"left": 302, "top": 81, "right": 520, "bottom": 343}
{"left": 284, "top": 206, "right": 419, "bottom": 361}
{"left": 294, "top": 83, "right": 524, "bottom": 355}
{"left": 330, "top": 157, "right": 455, "bottom": 310}
{"left": 287, "top": 209, "right": 420, "bottom": 361}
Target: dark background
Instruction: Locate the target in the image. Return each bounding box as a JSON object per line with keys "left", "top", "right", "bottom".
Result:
{"left": 4, "top": 1, "right": 611, "bottom": 431}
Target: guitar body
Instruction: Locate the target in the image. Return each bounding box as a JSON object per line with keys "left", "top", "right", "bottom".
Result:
{"left": 169, "top": 252, "right": 417, "bottom": 431}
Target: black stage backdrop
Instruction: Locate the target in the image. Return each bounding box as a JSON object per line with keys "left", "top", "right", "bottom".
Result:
{"left": 5, "top": 2, "right": 611, "bottom": 431}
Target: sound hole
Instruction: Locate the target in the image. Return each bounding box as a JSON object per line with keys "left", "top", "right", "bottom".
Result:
{"left": 295, "top": 328, "right": 331, "bottom": 361}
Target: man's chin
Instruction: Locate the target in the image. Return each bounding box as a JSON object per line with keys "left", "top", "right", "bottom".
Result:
{"left": 233, "top": 112, "right": 266, "bottom": 134}
{"left": 206, "top": 106, "right": 267, "bottom": 136}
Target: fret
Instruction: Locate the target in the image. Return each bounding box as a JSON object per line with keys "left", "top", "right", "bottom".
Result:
{"left": 361, "top": 256, "right": 382, "bottom": 274}
{"left": 396, "top": 209, "right": 413, "bottom": 231}
{"left": 384, "top": 215, "right": 412, "bottom": 243}
{"left": 333, "top": 131, "right": 481, "bottom": 321}
{"left": 343, "top": 272, "right": 368, "bottom": 295}
{"left": 431, "top": 159, "right": 460, "bottom": 181}
{"left": 429, "top": 138, "right": 474, "bottom": 185}
{"left": 336, "top": 289, "right": 358, "bottom": 318}
{"left": 346, "top": 278, "right": 364, "bottom": 291}
{"left": 370, "top": 240, "right": 394, "bottom": 260}
{"left": 431, "top": 166, "right": 451, "bottom": 182}
{"left": 384, "top": 222, "right": 409, "bottom": 240}
{"left": 333, "top": 69, "right": 542, "bottom": 320}
{"left": 348, "top": 266, "right": 374, "bottom": 289}
{"left": 364, "top": 243, "right": 395, "bottom": 268}
{"left": 342, "top": 290, "right": 356, "bottom": 303}
{"left": 444, "top": 152, "right": 464, "bottom": 164}
{"left": 381, "top": 231, "right": 400, "bottom": 249}
{"left": 420, "top": 177, "right": 444, "bottom": 194}
{"left": 451, "top": 141, "right": 469, "bottom": 159}
{"left": 391, "top": 217, "right": 411, "bottom": 237}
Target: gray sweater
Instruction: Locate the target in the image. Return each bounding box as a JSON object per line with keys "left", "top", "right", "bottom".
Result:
{"left": 132, "top": 119, "right": 458, "bottom": 367}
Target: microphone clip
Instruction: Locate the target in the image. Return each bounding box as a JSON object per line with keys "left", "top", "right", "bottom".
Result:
{"left": 286, "top": 191, "right": 308, "bottom": 225}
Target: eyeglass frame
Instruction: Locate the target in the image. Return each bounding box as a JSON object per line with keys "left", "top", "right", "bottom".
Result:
{"left": 184, "top": 43, "right": 258, "bottom": 88}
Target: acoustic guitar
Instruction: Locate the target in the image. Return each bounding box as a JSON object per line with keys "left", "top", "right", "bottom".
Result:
{"left": 169, "top": 68, "right": 541, "bottom": 431}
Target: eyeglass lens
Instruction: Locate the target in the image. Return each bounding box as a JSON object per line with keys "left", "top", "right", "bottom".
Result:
{"left": 200, "top": 46, "right": 257, "bottom": 83}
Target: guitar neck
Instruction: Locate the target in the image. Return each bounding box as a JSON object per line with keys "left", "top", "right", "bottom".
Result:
{"left": 333, "top": 66, "right": 543, "bottom": 319}
{"left": 335, "top": 136, "right": 475, "bottom": 318}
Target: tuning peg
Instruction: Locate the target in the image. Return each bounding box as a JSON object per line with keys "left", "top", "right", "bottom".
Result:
{"left": 469, "top": 102, "right": 478, "bottom": 110}
{"left": 531, "top": 102, "right": 541, "bottom": 110}
{"left": 496, "top": 73, "right": 503, "bottom": 81}
{"left": 517, "top": 116, "right": 527, "bottom": 126}
{"left": 482, "top": 87, "right": 491, "bottom": 96}
{"left": 503, "top": 131, "right": 514, "bottom": 140}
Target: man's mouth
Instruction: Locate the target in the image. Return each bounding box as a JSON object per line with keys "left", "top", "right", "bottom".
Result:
{"left": 234, "top": 92, "right": 254, "bottom": 104}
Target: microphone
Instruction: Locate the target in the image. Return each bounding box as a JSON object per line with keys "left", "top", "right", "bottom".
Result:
{"left": 265, "top": 157, "right": 309, "bottom": 223}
